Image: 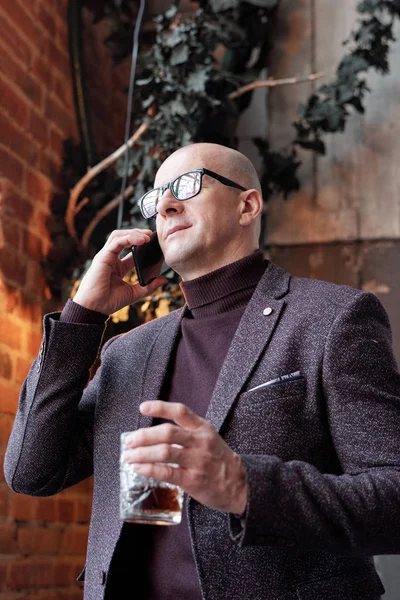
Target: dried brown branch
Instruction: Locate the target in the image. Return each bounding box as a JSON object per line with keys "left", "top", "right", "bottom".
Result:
{"left": 65, "top": 120, "right": 153, "bottom": 241}
{"left": 228, "top": 72, "right": 325, "bottom": 100}
{"left": 68, "top": 72, "right": 324, "bottom": 247}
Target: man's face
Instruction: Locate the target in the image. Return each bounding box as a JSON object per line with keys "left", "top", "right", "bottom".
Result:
{"left": 155, "top": 149, "right": 243, "bottom": 278}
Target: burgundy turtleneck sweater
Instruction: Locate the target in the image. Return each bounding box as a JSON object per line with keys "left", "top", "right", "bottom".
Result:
{"left": 60, "top": 250, "right": 267, "bottom": 599}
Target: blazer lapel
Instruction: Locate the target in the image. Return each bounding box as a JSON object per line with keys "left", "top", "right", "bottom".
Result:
{"left": 137, "top": 307, "right": 185, "bottom": 430}
{"left": 205, "top": 262, "right": 291, "bottom": 433}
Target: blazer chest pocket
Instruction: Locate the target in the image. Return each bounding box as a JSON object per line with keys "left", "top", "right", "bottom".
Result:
{"left": 224, "top": 378, "right": 308, "bottom": 456}
{"left": 240, "top": 377, "right": 306, "bottom": 405}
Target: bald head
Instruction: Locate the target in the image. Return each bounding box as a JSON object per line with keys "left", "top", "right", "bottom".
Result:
{"left": 160, "top": 143, "right": 262, "bottom": 194}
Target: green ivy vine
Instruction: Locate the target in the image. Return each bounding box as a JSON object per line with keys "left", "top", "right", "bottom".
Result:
{"left": 44, "top": 0, "right": 400, "bottom": 317}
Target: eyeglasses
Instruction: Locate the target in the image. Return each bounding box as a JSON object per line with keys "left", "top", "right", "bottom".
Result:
{"left": 138, "top": 168, "right": 247, "bottom": 219}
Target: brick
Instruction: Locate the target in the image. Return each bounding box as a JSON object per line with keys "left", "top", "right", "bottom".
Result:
{"left": 27, "top": 330, "right": 43, "bottom": 357}
{"left": 5, "top": 289, "right": 43, "bottom": 326}
{"left": 0, "top": 3, "right": 43, "bottom": 51}
{"left": 39, "top": 151, "right": 62, "bottom": 183}
{"left": 0, "top": 76, "right": 29, "bottom": 128}
{"left": 0, "top": 453, "right": 5, "bottom": 481}
{"left": 0, "top": 413, "right": 13, "bottom": 447}
{"left": 24, "top": 169, "right": 52, "bottom": 206}
{"left": 29, "top": 109, "right": 49, "bottom": 149}
{"left": 0, "top": 179, "right": 34, "bottom": 222}
{"left": 0, "top": 563, "right": 6, "bottom": 592}
{"left": 23, "top": 73, "right": 43, "bottom": 109}
{"left": 25, "top": 259, "right": 46, "bottom": 294}
{"left": 18, "top": 526, "right": 63, "bottom": 555}
{"left": 37, "top": 4, "right": 56, "bottom": 38}
{"left": 0, "top": 348, "right": 13, "bottom": 380}
{"left": 10, "top": 493, "right": 37, "bottom": 521}
{"left": 76, "top": 499, "right": 91, "bottom": 524}
{"left": 0, "top": 15, "right": 32, "bottom": 65}
{"left": 0, "top": 522, "right": 17, "bottom": 553}
{"left": 7, "top": 559, "right": 54, "bottom": 589}
{"left": 72, "top": 477, "right": 93, "bottom": 495}
{"left": 16, "top": 357, "right": 32, "bottom": 386}
{"left": 53, "top": 72, "right": 70, "bottom": 109}
{"left": 55, "top": 20, "right": 69, "bottom": 56}
{"left": 0, "top": 484, "right": 9, "bottom": 516}
{"left": 57, "top": 498, "right": 75, "bottom": 523}
{"left": 0, "top": 216, "right": 21, "bottom": 251}
{"left": 35, "top": 210, "right": 51, "bottom": 243}
{"left": 0, "top": 382, "right": 19, "bottom": 414}
{"left": 36, "top": 497, "right": 56, "bottom": 522}
{"left": 61, "top": 526, "right": 88, "bottom": 556}
{"left": 0, "top": 145, "right": 24, "bottom": 185}
{"left": 59, "top": 589, "right": 84, "bottom": 600}
{"left": 0, "top": 318, "right": 22, "bottom": 351}
{"left": 0, "top": 44, "right": 42, "bottom": 107}
{"left": 0, "top": 381, "right": 20, "bottom": 414}
{"left": 53, "top": 0, "right": 68, "bottom": 24}
{"left": 31, "top": 53, "right": 52, "bottom": 89}
{"left": 0, "top": 247, "right": 27, "bottom": 288}
{"left": 0, "top": 111, "right": 39, "bottom": 166}
{"left": 49, "top": 126, "right": 64, "bottom": 159}
{"left": 46, "top": 38, "right": 70, "bottom": 79}
{"left": 45, "top": 95, "right": 73, "bottom": 136}
{"left": 22, "top": 230, "right": 44, "bottom": 263}
{"left": 53, "top": 558, "right": 75, "bottom": 587}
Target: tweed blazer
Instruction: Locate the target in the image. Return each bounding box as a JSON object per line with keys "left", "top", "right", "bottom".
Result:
{"left": 5, "top": 261, "right": 400, "bottom": 600}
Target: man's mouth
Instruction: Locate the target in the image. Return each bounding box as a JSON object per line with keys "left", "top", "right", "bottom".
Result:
{"left": 166, "top": 225, "right": 191, "bottom": 238}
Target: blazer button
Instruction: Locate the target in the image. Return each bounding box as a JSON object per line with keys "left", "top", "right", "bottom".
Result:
{"left": 100, "top": 570, "right": 106, "bottom": 585}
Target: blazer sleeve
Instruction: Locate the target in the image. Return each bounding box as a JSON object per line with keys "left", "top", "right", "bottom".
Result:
{"left": 229, "top": 291, "right": 400, "bottom": 555}
{"left": 4, "top": 312, "right": 112, "bottom": 496}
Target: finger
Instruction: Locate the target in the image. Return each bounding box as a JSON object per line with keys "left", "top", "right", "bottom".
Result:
{"left": 140, "top": 401, "right": 205, "bottom": 431}
{"left": 103, "top": 232, "right": 151, "bottom": 258}
{"left": 105, "top": 229, "right": 153, "bottom": 248}
{"left": 120, "top": 251, "right": 135, "bottom": 274}
{"left": 140, "top": 277, "right": 168, "bottom": 295}
{"left": 125, "top": 423, "right": 192, "bottom": 448}
{"left": 122, "top": 443, "right": 187, "bottom": 466}
{"left": 129, "top": 462, "right": 183, "bottom": 486}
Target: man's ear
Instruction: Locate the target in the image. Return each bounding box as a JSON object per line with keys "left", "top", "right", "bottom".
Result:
{"left": 238, "top": 189, "right": 263, "bottom": 226}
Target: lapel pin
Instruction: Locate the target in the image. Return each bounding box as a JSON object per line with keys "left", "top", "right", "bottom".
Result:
{"left": 263, "top": 307, "right": 273, "bottom": 316}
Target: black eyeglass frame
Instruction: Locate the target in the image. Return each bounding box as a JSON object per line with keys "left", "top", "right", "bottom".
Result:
{"left": 138, "top": 168, "right": 247, "bottom": 218}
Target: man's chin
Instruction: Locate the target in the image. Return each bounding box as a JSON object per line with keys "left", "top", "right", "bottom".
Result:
{"left": 163, "top": 246, "right": 198, "bottom": 275}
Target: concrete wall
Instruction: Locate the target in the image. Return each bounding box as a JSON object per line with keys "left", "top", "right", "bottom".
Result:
{"left": 265, "top": 1, "right": 400, "bottom": 597}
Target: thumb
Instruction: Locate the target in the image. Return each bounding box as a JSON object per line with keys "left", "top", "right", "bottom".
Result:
{"left": 143, "top": 276, "right": 168, "bottom": 295}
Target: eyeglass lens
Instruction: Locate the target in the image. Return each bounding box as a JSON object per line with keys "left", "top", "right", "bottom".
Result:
{"left": 141, "top": 171, "right": 202, "bottom": 218}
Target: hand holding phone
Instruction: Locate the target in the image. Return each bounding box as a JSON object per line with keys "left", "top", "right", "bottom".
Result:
{"left": 73, "top": 229, "right": 166, "bottom": 315}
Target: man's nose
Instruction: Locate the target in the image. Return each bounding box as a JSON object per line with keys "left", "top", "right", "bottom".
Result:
{"left": 156, "top": 186, "right": 184, "bottom": 216}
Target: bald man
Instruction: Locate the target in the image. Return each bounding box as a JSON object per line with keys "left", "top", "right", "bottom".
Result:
{"left": 5, "top": 144, "right": 400, "bottom": 600}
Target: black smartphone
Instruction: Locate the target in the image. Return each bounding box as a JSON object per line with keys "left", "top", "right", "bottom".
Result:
{"left": 131, "top": 231, "right": 170, "bottom": 287}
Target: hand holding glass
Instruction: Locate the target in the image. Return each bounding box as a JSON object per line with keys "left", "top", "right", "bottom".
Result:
{"left": 120, "top": 432, "right": 183, "bottom": 525}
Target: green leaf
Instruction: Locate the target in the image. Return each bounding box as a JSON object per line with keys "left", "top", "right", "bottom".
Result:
{"left": 170, "top": 44, "right": 189, "bottom": 66}
{"left": 186, "top": 67, "right": 210, "bottom": 92}
{"left": 338, "top": 55, "right": 369, "bottom": 78}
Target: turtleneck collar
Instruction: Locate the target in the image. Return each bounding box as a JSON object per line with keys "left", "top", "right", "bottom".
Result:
{"left": 180, "top": 250, "right": 267, "bottom": 319}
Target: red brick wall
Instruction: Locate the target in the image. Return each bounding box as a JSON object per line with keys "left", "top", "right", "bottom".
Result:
{"left": 0, "top": 1, "right": 127, "bottom": 597}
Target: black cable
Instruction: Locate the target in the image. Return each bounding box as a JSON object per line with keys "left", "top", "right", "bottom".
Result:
{"left": 117, "top": 0, "right": 146, "bottom": 229}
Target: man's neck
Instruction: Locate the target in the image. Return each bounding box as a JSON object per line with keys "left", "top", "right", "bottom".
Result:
{"left": 179, "top": 247, "right": 259, "bottom": 281}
